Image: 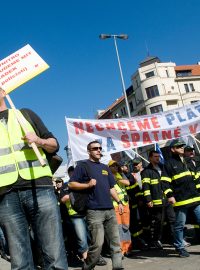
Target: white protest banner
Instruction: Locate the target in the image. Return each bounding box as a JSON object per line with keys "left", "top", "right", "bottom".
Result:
{"left": 0, "top": 44, "right": 49, "bottom": 93}
{"left": 66, "top": 102, "right": 200, "bottom": 162}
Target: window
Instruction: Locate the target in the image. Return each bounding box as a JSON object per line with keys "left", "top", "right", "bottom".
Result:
{"left": 150, "top": 105, "right": 163, "bottom": 114}
{"left": 176, "top": 70, "right": 192, "bottom": 77}
{"left": 129, "top": 101, "right": 134, "bottom": 112}
{"left": 184, "top": 84, "right": 189, "bottom": 93}
{"left": 166, "top": 100, "right": 177, "bottom": 106}
{"left": 145, "top": 85, "right": 159, "bottom": 99}
{"left": 121, "top": 107, "right": 127, "bottom": 116}
{"left": 189, "top": 83, "right": 195, "bottom": 91}
{"left": 184, "top": 83, "right": 195, "bottom": 93}
{"left": 145, "top": 71, "right": 155, "bottom": 78}
{"left": 166, "top": 69, "right": 169, "bottom": 77}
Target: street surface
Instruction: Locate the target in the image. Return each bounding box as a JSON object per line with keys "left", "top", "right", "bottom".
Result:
{"left": 1, "top": 244, "right": 200, "bottom": 270}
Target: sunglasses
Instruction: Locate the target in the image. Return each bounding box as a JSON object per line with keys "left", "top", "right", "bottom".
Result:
{"left": 174, "top": 145, "right": 185, "bottom": 149}
{"left": 90, "top": 146, "right": 102, "bottom": 151}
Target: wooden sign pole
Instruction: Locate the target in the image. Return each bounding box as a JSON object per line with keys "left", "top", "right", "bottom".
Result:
{"left": 5, "top": 94, "right": 46, "bottom": 167}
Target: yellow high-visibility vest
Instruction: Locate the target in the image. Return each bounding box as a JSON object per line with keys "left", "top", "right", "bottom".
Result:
{"left": 65, "top": 200, "right": 77, "bottom": 216}
{"left": 0, "top": 109, "right": 52, "bottom": 187}
{"left": 113, "top": 183, "right": 129, "bottom": 207}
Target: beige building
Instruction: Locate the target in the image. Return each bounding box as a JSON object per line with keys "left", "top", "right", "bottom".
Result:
{"left": 97, "top": 56, "right": 200, "bottom": 119}
{"left": 97, "top": 56, "right": 200, "bottom": 160}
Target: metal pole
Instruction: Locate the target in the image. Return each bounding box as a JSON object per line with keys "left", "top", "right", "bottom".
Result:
{"left": 113, "top": 36, "right": 131, "bottom": 118}
{"left": 177, "top": 81, "right": 184, "bottom": 106}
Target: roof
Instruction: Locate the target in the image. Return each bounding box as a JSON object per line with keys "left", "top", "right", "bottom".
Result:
{"left": 97, "top": 95, "right": 125, "bottom": 119}
{"left": 139, "top": 56, "right": 161, "bottom": 67}
{"left": 175, "top": 64, "right": 200, "bottom": 76}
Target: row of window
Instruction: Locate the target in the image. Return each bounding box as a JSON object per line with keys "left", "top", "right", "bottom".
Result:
{"left": 146, "top": 83, "right": 196, "bottom": 99}
{"left": 176, "top": 70, "right": 192, "bottom": 77}
{"left": 146, "top": 69, "right": 194, "bottom": 80}
{"left": 184, "top": 83, "right": 195, "bottom": 92}
{"left": 138, "top": 68, "right": 194, "bottom": 90}
{"left": 145, "top": 69, "right": 170, "bottom": 79}
{"left": 113, "top": 82, "right": 197, "bottom": 118}
{"left": 150, "top": 101, "right": 198, "bottom": 114}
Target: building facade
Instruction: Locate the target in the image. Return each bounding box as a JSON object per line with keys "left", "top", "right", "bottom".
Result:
{"left": 97, "top": 57, "right": 200, "bottom": 160}
{"left": 97, "top": 56, "right": 200, "bottom": 119}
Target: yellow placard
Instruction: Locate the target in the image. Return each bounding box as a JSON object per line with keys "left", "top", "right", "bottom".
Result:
{"left": 0, "top": 44, "right": 49, "bottom": 93}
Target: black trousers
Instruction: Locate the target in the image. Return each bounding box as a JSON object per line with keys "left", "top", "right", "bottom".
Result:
{"left": 148, "top": 204, "right": 175, "bottom": 242}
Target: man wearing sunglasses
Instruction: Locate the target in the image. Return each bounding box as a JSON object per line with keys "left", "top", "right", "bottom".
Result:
{"left": 68, "top": 140, "right": 124, "bottom": 270}
{"left": 161, "top": 138, "right": 200, "bottom": 258}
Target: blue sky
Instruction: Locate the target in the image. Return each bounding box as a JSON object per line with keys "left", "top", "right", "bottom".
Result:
{"left": 1, "top": 0, "right": 200, "bottom": 161}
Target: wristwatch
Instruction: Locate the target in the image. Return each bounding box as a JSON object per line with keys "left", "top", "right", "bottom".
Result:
{"left": 117, "top": 200, "right": 123, "bottom": 205}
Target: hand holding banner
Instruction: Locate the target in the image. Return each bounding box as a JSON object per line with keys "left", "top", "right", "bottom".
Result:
{"left": 4, "top": 93, "right": 46, "bottom": 167}
{"left": 0, "top": 45, "right": 49, "bottom": 166}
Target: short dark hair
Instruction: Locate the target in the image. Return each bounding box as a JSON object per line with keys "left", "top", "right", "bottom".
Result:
{"left": 149, "top": 150, "right": 159, "bottom": 158}
{"left": 67, "top": 166, "right": 74, "bottom": 174}
{"left": 87, "top": 140, "right": 101, "bottom": 150}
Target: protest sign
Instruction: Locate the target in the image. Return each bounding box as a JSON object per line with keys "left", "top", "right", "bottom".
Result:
{"left": 0, "top": 44, "right": 49, "bottom": 93}
{"left": 66, "top": 102, "right": 200, "bottom": 162}
{"left": 0, "top": 44, "right": 49, "bottom": 166}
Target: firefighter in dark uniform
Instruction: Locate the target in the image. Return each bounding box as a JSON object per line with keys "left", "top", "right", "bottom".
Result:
{"left": 184, "top": 145, "right": 200, "bottom": 243}
{"left": 161, "top": 138, "right": 200, "bottom": 258}
{"left": 142, "top": 150, "right": 175, "bottom": 249}
{"left": 122, "top": 159, "right": 149, "bottom": 250}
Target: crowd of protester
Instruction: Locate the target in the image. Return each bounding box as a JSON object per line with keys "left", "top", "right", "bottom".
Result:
{"left": 1, "top": 137, "right": 200, "bottom": 269}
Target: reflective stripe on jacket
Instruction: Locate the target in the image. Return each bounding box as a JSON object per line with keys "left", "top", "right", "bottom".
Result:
{"left": 126, "top": 173, "right": 143, "bottom": 207}
{"left": 0, "top": 109, "right": 52, "bottom": 187}
{"left": 161, "top": 155, "right": 200, "bottom": 208}
{"left": 141, "top": 163, "right": 163, "bottom": 206}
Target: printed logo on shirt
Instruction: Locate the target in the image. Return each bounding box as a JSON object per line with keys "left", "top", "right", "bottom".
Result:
{"left": 102, "top": 170, "right": 108, "bottom": 175}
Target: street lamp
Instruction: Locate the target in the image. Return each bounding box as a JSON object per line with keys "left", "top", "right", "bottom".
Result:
{"left": 99, "top": 34, "right": 131, "bottom": 118}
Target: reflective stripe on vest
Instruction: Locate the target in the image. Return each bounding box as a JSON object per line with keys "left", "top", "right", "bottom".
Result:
{"left": 0, "top": 147, "right": 12, "bottom": 156}
{"left": 18, "top": 159, "right": 48, "bottom": 170}
{"left": 65, "top": 200, "right": 77, "bottom": 216}
{"left": 0, "top": 109, "right": 52, "bottom": 187}
{"left": 113, "top": 184, "right": 128, "bottom": 207}
{"left": 0, "top": 164, "right": 16, "bottom": 174}
{"left": 13, "top": 143, "right": 32, "bottom": 151}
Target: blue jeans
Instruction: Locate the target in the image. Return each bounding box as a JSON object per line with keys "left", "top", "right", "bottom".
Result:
{"left": 71, "top": 217, "right": 88, "bottom": 254}
{"left": 83, "top": 209, "right": 123, "bottom": 270}
{"left": 0, "top": 187, "right": 68, "bottom": 270}
{"left": 0, "top": 226, "right": 9, "bottom": 255}
{"left": 174, "top": 204, "right": 200, "bottom": 250}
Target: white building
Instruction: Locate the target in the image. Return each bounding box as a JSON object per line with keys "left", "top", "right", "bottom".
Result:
{"left": 97, "top": 56, "right": 200, "bottom": 119}
{"left": 97, "top": 56, "right": 200, "bottom": 160}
